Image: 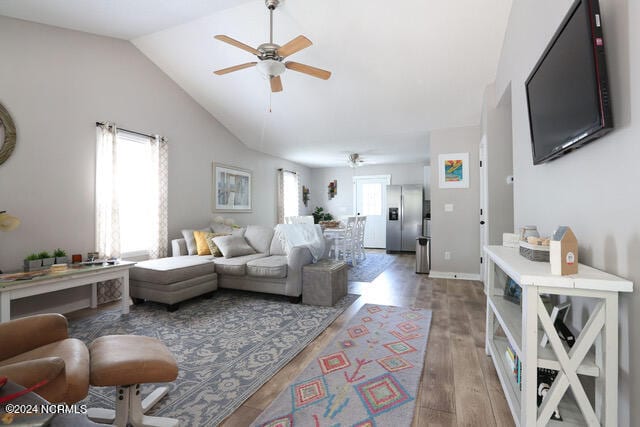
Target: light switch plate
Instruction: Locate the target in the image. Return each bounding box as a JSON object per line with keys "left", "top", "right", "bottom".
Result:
{"left": 444, "top": 204, "right": 454, "bottom": 212}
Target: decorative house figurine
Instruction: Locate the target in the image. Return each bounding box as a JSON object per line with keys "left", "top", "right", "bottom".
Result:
{"left": 550, "top": 226, "right": 578, "bottom": 275}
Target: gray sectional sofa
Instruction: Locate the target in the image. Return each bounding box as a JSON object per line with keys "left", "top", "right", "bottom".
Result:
{"left": 129, "top": 224, "right": 315, "bottom": 310}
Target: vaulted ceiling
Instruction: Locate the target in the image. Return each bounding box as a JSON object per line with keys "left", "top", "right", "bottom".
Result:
{"left": 0, "top": 0, "right": 512, "bottom": 167}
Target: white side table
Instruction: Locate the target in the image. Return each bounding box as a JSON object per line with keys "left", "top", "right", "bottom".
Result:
{"left": 484, "top": 245, "right": 633, "bottom": 426}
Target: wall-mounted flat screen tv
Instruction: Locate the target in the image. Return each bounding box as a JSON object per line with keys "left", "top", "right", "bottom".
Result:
{"left": 525, "top": 0, "right": 613, "bottom": 165}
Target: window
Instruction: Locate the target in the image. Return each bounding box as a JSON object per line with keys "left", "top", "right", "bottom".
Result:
{"left": 96, "top": 123, "right": 168, "bottom": 259}
{"left": 277, "top": 169, "right": 299, "bottom": 223}
{"left": 360, "top": 182, "right": 383, "bottom": 216}
{"left": 115, "top": 132, "right": 153, "bottom": 255}
{"left": 283, "top": 171, "right": 299, "bottom": 218}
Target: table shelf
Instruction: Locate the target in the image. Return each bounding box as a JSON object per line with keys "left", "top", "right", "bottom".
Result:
{"left": 484, "top": 245, "right": 632, "bottom": 426}
{"left": 488, "top": 295, "right": 599, "bottom": 377}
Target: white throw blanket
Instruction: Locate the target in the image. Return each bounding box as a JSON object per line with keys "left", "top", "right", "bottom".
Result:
{"left": 275, "top": 224, "right": 326, "bottom": 261}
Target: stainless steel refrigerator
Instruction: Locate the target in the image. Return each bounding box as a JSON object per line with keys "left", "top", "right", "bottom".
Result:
{"left": 386, "top": 184, "right": 423, "bottom": 252}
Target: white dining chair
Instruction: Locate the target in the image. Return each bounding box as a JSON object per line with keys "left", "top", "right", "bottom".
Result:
{"left": 331, "top": 216, "right": 358, "bottom": 266}
{"left": 297, "top": 215, "right": 314, "bottom": 224}
{"left": 285, "top": 215, "right": 314, "bottom": 224}
{"left": 355, "top": 216, "right": 367, "bottom": 262}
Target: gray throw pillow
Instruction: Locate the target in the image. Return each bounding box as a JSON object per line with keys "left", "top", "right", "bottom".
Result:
{"left": 213, "top": 235, "right": 256, "bottom": 259}
{"left": 181, "top": 228, "right": 209, "bottom": 255}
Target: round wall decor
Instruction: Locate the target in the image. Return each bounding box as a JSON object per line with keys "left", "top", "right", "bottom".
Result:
{"left": 0, "top": 102, "right": 17, "bottom": 166}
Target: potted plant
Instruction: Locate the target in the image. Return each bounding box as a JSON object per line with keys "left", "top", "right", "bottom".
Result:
{"left": 54, "top": 248, "right": 68, "bottom": 265}
{"left": 38, "top": 251, "right": 55, "bottom": 267}
{"left": 24, "top": 253, "right": 42, "bottom": 271}
{"left": 312, "top": 207, "right": 334, "bottom": 224}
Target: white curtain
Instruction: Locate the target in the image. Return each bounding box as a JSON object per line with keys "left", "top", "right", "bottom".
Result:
{"left": 95, "top": 123, "right": 122, "bottom": 304}
{"left": 95, "top": 123, "right": 168, "bottom": 303}
{"left": 148, "top": 135, "right": 169, "bottom": 259}
{"left": 96, "top": 122, "right": 121, "bottom": 259}
{"left": 276, "top": 169, "right": 299, "bottom": 224}
{"left": 277, "top": 169, "right": 285, "bottom": 224}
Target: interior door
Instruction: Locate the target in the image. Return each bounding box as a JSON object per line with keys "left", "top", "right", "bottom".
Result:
{"left": 354, "top": 175, "right": 390, "bottom": 248}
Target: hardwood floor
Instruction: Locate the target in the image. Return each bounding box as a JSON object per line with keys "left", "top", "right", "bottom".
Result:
{"left": 223, "top": 253, "right": 514, "bottom": 426}
{"left": 67, "top": 252, "right": 514, "bottom": 426}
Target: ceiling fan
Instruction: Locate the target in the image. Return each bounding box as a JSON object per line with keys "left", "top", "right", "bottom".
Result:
{"left": 213, "top": 0, "right": 332, "bottom": 93}
{"left": 347, "top": 153, "right": 365, "bottom": 168}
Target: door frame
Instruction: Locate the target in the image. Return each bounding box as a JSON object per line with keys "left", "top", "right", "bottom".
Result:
{"left": 479, "top": 136, "right": 489, "bottom": 283}
{"left": 353, "top": 174, "right": 391, "bottom": 248}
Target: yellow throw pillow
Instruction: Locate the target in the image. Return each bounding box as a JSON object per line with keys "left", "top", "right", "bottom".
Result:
{"left": 206, "top": 232, "right": 230, "bottom": 257}
{"left": 193, "top": 230, "right": 213, "bottom": 256}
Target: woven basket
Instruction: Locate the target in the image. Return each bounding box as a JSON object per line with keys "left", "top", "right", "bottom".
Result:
{"left": 519, "top": 241, "right": 550, "bottom": 262}
{"left": 320, "top": 220, "right": 341, "bottom": 228}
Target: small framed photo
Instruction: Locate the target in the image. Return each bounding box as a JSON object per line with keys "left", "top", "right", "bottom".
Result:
{"left": 540, "top": 303, "right": 571, "bottom": 348}
{"left": 438, "top": 152, "right": 469, "bottom": 189}
{"left": 212, "top": 163, "right": 252, "bottom": 212}
{"left": 503, "top": 277, "right": 521, "bottom": 305}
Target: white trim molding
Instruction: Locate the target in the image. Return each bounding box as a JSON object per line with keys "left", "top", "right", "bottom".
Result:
{"left": 428, "top": 271, "right": 481, "bottom": 281}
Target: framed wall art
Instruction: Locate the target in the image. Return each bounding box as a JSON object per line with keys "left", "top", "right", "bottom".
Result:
{"left": 212, "top": 163, "right": 252, "bottom": 212}
{"left": 438, "top": 152, "right": 469, "bottom": 189}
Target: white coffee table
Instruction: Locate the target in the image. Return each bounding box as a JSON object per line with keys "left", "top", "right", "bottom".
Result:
{"left": 0, "top": 261, "right": 135, "bottom": 322}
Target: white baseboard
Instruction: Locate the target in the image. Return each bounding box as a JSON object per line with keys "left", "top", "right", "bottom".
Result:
{"left": 429, "top": 271, "right": 481, "bottom": 281}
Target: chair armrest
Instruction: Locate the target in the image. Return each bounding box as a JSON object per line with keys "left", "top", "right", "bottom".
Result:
{"left": 0, "top": 314, "right": 69, "bottom": 361}
{"left": 0, "top": 357, "right": 65, "bottom": 389}
{"left": 171, "top": 238, "right": 188, "bottom": 256}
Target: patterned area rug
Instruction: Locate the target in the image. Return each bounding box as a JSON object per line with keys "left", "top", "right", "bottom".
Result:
{"left": 251, "top": 304, "right": 432, "bottom": 427}
{"left": 68, "top": 289, "right": 359, "bottom": 426}
{"left": 348, "top": 253, "right": 396, "bottom": 282}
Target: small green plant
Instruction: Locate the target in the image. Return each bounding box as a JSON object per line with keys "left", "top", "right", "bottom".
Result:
{"left": 26, "top": 253, "right": 40, "bottom": 261}
{"left": 312, "top": 206, "right": 334, "bottom": 224}
{"left": 53, "top": 248, "right": 67, "bottom": 257}
{"left": 37, "top": 251, "right": 52, "bottom": 259}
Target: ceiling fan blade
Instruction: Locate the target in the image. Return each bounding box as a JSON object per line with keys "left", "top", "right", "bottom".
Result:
{"left": 270, "top": 76, "right": 283, "bottom": 93}
{"left": 285, "top": 61, "right": 332, "bottom": 80}
{"left": 214, "top": 35, "right": 260, "bottom": 56}
{"left": 213, "top": 62, "right": 257, "bottom": 75}
{"left": 277, "top": 35, "right": 312, "bottom": 58}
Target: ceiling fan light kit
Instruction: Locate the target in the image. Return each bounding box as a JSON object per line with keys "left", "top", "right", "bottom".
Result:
{"left": 213, "top": 0, "right": 331, "bottom": 93}
{"left": 256, "top": 59, "right": 285, "bottom": 78}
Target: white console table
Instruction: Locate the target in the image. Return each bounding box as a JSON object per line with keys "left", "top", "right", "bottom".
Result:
{"left": 484, "top": 246, "right": 633, "bottom": 426}
{"left": 0, "top": 262, "right": 135, "bottom": 322}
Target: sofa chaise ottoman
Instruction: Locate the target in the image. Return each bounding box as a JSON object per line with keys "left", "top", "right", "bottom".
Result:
{"left": 129, "top": 256, "right": 217, "bottom": 311}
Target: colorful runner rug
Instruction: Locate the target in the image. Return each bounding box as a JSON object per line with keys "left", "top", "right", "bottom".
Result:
{"left": 251, "top": 304, "right": 432, "bottom": 427}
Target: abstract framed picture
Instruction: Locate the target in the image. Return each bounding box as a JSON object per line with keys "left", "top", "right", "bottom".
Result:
{"left": 438, "top": 152, "right": 469, "bottom": 189}
{"left": 212, "top": 163, "right": 252, "bottom": 212}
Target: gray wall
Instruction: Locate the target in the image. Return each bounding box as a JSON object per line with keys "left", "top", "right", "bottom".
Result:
{"left": 481, "top": 83, "right": 514, "bottom": 245}
{"left": 495, "top": 0, "right": 637, "bottom": 423}
{"left": 430, "top": 126, "right": 481, "bottom": 275}
{"left": 308, "top": 162, "right": 426, "bottom": 218}
{"left": 0, "top": 16, "right": 309, "bottom": 314}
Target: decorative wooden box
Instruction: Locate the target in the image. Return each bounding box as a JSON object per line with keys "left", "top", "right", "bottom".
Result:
{"left": 302, "top": 260, "right": 347, "bottom": 306}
